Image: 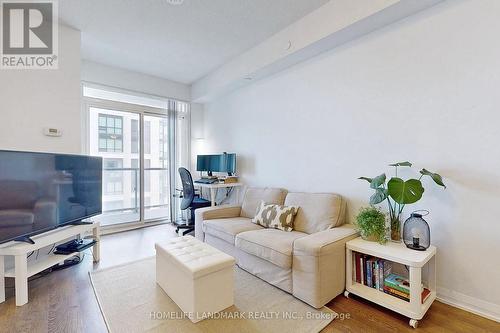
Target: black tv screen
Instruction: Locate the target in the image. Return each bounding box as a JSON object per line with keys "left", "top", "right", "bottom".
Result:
{"left": 0, "top": 150, "right": 102, "bottom": 244}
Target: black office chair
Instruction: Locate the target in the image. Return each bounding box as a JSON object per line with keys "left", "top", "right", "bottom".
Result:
{"left": 174, "top": 167, "right": 211, "bottom": 235}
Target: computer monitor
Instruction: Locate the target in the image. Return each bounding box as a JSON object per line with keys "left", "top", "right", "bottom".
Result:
{"left": 196, "top": 153, "right": 236, "bottom": 176}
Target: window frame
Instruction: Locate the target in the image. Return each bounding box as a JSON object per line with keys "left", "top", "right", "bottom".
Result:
{"left": 98, "top": 114, "right": 124, "bottom": 153}
{"left": 131, "top": 119, "right": 139, "bottom": 154}
{"left": 81, "top": 83, "right": 191, "bottom": 233}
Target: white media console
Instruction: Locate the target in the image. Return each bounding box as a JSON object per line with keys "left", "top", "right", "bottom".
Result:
{"left": 0, "top": 222, "right": 100, "bottom": 306}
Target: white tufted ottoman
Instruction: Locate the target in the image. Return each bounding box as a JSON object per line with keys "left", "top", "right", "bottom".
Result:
{"left": 155, "top": 236, "right": 235, "bottom": 323}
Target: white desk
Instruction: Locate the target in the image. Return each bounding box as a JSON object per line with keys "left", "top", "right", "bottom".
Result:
{"left": 195, "top": 182, "right": 243, "bottom": 206}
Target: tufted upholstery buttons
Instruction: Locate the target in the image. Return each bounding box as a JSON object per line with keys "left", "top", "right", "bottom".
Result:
{"left": 155, "top": 235, "right": 235, "bottom": 279}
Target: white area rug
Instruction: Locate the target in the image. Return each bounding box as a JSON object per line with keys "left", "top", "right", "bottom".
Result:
{"left": 89, "top": 257, "right": 336, "bottom": 333}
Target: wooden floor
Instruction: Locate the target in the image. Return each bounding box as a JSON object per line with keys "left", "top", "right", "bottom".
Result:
{"left": 0, "top": 225, "right": 498, "bottom": 333}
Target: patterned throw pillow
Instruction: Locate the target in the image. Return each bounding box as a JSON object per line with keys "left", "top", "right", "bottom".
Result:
{"left": 252, "top": 201, "right": 299, "bottom": 232}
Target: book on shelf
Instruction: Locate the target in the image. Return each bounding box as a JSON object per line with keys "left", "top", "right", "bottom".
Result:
{"left": 422, "top": 288, "right": 431, "bottom": 303}
{"left": 384, "top": 273, "right": 423, "bottom": 294}
{"left": 383, "top": 273, "right": 431, "bottom": 304}
{"left": 362, "top": 254, "right": 370, "bottom": 286}
{"left": 384, "top": 286, "right": 409, "bottom": 299}
{"left": 369, "top": 260, "right": 373, "bottom": 289}
{"left": 366, "top": 257, "right": 374, "bottom": 288}
{"left": 360, "top": 254, "right": 364, "bottom": 285}
{"left": 353, "top": 253, "right": 393, "bottom": 291}
{"left": 352, "top": 253, "right": 432, "bottom": 304}
{"left": 354, "top": 253, "right": 361, "bottom": 283}
{"left": 383, "top": 286, "right": 431, "bottom": 304}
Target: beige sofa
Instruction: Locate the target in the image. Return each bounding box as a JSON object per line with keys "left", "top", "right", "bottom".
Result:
{"left": 195, "top": 187, "right": 358, "bottom": 308}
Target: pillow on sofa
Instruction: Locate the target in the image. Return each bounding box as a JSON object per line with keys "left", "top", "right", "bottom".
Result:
{"left": 284, "top": 192, "right": 346, "bottom": 234}
{"left": 252, "top": 201, "right": 299, "bottom": 232}
{"left": 241, "top": 187, "right": 288, "bottom": 219}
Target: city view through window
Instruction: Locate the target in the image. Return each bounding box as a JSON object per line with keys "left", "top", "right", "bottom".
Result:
{"left": 84, "top": 87, "right": 189, "bottom": 227}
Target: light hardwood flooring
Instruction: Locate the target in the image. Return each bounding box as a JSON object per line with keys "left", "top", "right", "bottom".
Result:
{"left": 0, "top": 224, "right": 498, "bottom": 333}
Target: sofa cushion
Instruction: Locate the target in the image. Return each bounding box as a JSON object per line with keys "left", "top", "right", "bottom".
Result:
{"left": 252, "top": 201, "right": 299, "bottom": 232}
{"left": 235, "top": 229, "right": 307, "bottom": 268}
{"left": 203, "top": 217, "right": 263, "bottom": 245}
{"left": 284, "top": 192, "right": 346, "bottom": 234}
{"left": 241, "top": 187, "right": 287, "bottom": 219}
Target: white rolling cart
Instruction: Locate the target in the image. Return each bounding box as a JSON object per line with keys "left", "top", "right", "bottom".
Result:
{"left": 345, "top": 237, "right": 436, "bottom": 328}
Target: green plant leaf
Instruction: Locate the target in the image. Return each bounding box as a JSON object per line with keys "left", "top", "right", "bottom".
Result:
{"left": 355, "top": 206, "right": 387, "bottom": 244}
{"left": 420, "top": 168, "right": 446, "bottom": 188}
{"left": 387, "top": 177, "right": 424, "bottom": 204}
{"left": 370, "top": 188, "right": 388, "bottom": 205}
{"left": 358, "top": 177, "right": 373, "bottom": 183}
{"left": 370, "top": 173, "right": 386, "bottom": 189}
{"left": 389, "top": 161, "right": 413, "bottom": 167}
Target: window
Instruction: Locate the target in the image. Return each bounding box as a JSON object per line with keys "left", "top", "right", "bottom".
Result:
{"left": 131, "top": 159, "right": 139, "bottom": 193}
{"left": 131, "top": 159, "right": 150, "bottom": 193}
{"left": 144, "top": 159, "right": 151, "bottom": 193}
{"left": 131, "top": 119, "right": 139, "bottom": 154}
{"left": 99, "top": 114, "right": 123, "bottom": 152}
{"left": 84, "top": 85, "right": 190, "bottom": 227}
{"left": 159, "top": 119, "right": 168, "bottom": 168}
{"left": 104, "top": 159, "right": 123, "bottom": 194}
{"left": 144, "top": 121, "right": 151, "bottom": 154}
{"left": 131, "top": 120, "right": 150, "bottom": 154}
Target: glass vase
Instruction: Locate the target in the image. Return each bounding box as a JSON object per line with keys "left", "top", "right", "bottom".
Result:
{"left": 390, "top": 217, "right": 402, "bottom": 242}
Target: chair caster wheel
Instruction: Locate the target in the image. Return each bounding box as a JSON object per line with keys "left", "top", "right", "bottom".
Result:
{"left": 344, "top": 291, "right": 350, "bottom": 298}
{"left": 409, "top": 319, "right": 418, "bottom": 328}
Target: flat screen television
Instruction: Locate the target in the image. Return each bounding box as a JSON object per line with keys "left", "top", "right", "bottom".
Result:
{"left": 196, "top": 153, "right": 236, "bottom": 175}
{"left": 0, "top": 150, "right": 102, "bottom": 244}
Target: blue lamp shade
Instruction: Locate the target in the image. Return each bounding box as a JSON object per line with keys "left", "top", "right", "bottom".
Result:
{"left": 403, "top": 213, "right": 430, "bottom": 251}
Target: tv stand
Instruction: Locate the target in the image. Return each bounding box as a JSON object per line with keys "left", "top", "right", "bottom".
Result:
{"left": 13, "top": 236, "right": 35, "bottom": 245}
{"left": 0, "top": 222, "right": 100, "bottom": 306}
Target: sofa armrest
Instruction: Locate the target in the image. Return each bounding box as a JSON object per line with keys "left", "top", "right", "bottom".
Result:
{"left": 292, "top": 225, "right": 359, "bottom": 308}
{"left": 195, "top": 205, "right": 242, "bottom": 241}
{"left": 294, "top": 225, "right": 359, "bottom": 256}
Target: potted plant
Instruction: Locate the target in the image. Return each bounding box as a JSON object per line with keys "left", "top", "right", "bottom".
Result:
{"left": 355, "top": 206, "right": 387, "bottom": 244}
{"left": 359, "top": 162, "right": 445, "bottom": 242}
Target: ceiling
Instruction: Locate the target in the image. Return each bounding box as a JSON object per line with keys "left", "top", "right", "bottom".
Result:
{"left": 59, "top": 0, "right": 329, "bottom": 84}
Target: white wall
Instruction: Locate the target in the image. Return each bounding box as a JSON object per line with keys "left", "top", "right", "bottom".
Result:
{"left": 192, "top": 0, "right": 443, "bottom": 103}
{"left": 202, "top": 0, "right": 500, "bottom": 320}
{"left": 0, "top": 32, "right": 191, "bottom": 156}
{"left": 0, "top": 25, "right": 82, "bottom": 154}
{"left": 81, "top": 60, "right": 190, "bottom": 102}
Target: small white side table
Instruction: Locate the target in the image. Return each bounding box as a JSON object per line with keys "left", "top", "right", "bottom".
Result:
{"left": 345, "top": 237, "right": 436, "bottom": 329}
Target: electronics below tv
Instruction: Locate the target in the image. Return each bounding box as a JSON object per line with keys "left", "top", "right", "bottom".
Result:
{"left": 0, "top": 150, "right": 102, "bottom": 244}
{"left": 196, "top": 153, "right": 236, "bottom": 176}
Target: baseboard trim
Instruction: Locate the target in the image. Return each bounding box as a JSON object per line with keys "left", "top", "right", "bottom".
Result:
{"left": 437, "top": 286, "right": 500, "bottom": 323}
